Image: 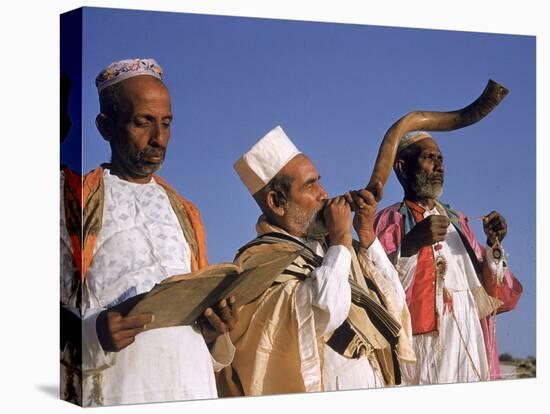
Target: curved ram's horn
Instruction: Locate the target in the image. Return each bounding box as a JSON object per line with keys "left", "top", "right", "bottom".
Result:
{"left": 366, "top": 79, "right": 509, "bottom": 199}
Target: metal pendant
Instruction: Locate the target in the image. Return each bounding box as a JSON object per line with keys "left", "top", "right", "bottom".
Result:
{"left": 435, "top": 254, "right": 448, "bottom": 279}
{"left": 492, "top": 244, "right": 503, "bottom": 261}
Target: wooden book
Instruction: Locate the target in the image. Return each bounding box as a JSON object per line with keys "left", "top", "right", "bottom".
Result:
{"left": 126, "top": 243, "right": 303, "bottom": 330}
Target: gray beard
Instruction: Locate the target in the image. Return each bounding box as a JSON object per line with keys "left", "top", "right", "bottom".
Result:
{"left": 287, "top": 203, "right": 328, "bottom": 240}
{"left": 411, "top": 170, "right": 444, "bottom": 200}
{"left": 113, "top": 141, "right": 166, "bottom": 178}
{"left": 305, "top": 213, "right": 329, "bottom": 240}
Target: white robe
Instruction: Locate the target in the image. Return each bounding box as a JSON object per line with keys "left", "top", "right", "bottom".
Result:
{"left": 60, "top": 169, "right": 234, "bottom": 406}
{"left": 396, "top": 206, "right": 490, "bottom": 384}
{"left": 295, "top": 237, "right": 405, "bottom": 391}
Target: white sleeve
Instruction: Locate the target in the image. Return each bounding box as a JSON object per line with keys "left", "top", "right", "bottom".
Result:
{"left": 80, "top": 308, "right": 117, "bottom": 373}
{"left": 210, "top": 332, "right": 236, "bottom": 372}
{"left": 60, "top": 304, "right": 117, "bottom": 374}
{"left": 394, "top": 246, "right": 418, "bottom": 293}
{"left": 360, "top": 238, "right": 406, "bottom": 307}
{"left": 295, "top": 245, "right": 352, "bottom": 336}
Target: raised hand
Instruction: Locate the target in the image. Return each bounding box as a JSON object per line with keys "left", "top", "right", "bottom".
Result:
{"left": 344, "top": 183, "right": 381, "bottom": 249}
{"left": 483, "top": 210, "right": 507, "bottom": 246}
{"left": 401, "top": 214, "right": 450, "bottom": 257}
{"left": 323, "top": 196, "right": 352, "bottom": 249}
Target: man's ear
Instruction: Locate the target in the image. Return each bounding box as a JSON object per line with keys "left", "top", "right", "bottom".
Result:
{"left": 96, "top": 113, "right": 113, "bottom": 142}
{"left": 395, "top": 159, "right": 407, "bottom": 180}
{"left": 266, "top": 190, "right": 286, "bottom": 217}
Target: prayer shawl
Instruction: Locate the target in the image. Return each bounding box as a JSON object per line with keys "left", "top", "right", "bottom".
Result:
{"left": 374, "top": 200, "right": 523, "bottom": 379}
{"left": 218, "top": 218, "right": 414, "bottom": 396}
{"left": 62, "top": 165, "right": 208, "bottom": 310}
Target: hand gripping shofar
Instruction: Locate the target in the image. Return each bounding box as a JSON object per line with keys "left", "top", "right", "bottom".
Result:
{"left": 365, "top": 79, "right": 509, "bottom": 200}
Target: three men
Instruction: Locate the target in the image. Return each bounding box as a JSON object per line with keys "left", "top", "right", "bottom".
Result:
{"left": 61, "top": 60, "right": 524, "bottom": 404}
{"left": 60, "top": 59, "right": 237, "bottom": 406}
{"left": 218, "top": 126, "right": 415, "bottom": 396}
{"left": 374, "top": 131, "right": 522, "bottom": 384}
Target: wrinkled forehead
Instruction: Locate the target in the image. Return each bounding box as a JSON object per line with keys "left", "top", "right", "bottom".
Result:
{"left": 280, "top": 154, "right": 320, "bottom": 183}
{"left": 413, "top": 137, "right": 441, "bottom": 155}
{"left": 118, "top": 75, "right": 171, "bottom": 104}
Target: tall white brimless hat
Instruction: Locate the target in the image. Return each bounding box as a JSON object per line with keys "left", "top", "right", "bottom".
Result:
{"left": 234, "top": 126, "right": 302, "bottom": 195}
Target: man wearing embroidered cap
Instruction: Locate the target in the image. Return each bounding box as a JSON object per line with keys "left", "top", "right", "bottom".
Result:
{"left": 60, "top": 58, "right": 237, "bottom": 406}
{"left": 374, "top": 131, "right": 523, "bottom": 384}
{"left": 218, "top": 126, "right": 415, "bottom": 396}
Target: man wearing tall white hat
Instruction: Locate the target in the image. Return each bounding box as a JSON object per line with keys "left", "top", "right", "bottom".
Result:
{"left": 60, "top": 58, "right": 238, "bottom": 406}
{"left": 218, "top": 126, "right": 415, "bottom": 396}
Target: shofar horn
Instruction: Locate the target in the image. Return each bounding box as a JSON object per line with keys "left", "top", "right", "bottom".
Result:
{"left": 366, "top": 79, "right": 509, "bottom": 199}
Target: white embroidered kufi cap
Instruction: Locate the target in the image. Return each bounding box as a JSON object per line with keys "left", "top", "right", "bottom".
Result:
{"left": 95, "top": 58, "right": 163, "bottom": 92}
{"left": 234, "top": 126, "right": 302, "bottom": 195}
{"left": 397, "top": 130, "right": 433, "bottom": 154}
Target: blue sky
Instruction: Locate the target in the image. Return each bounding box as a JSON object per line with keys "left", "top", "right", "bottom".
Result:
{"left": 61, "top": 7, "right": 536, "bottom": 358}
